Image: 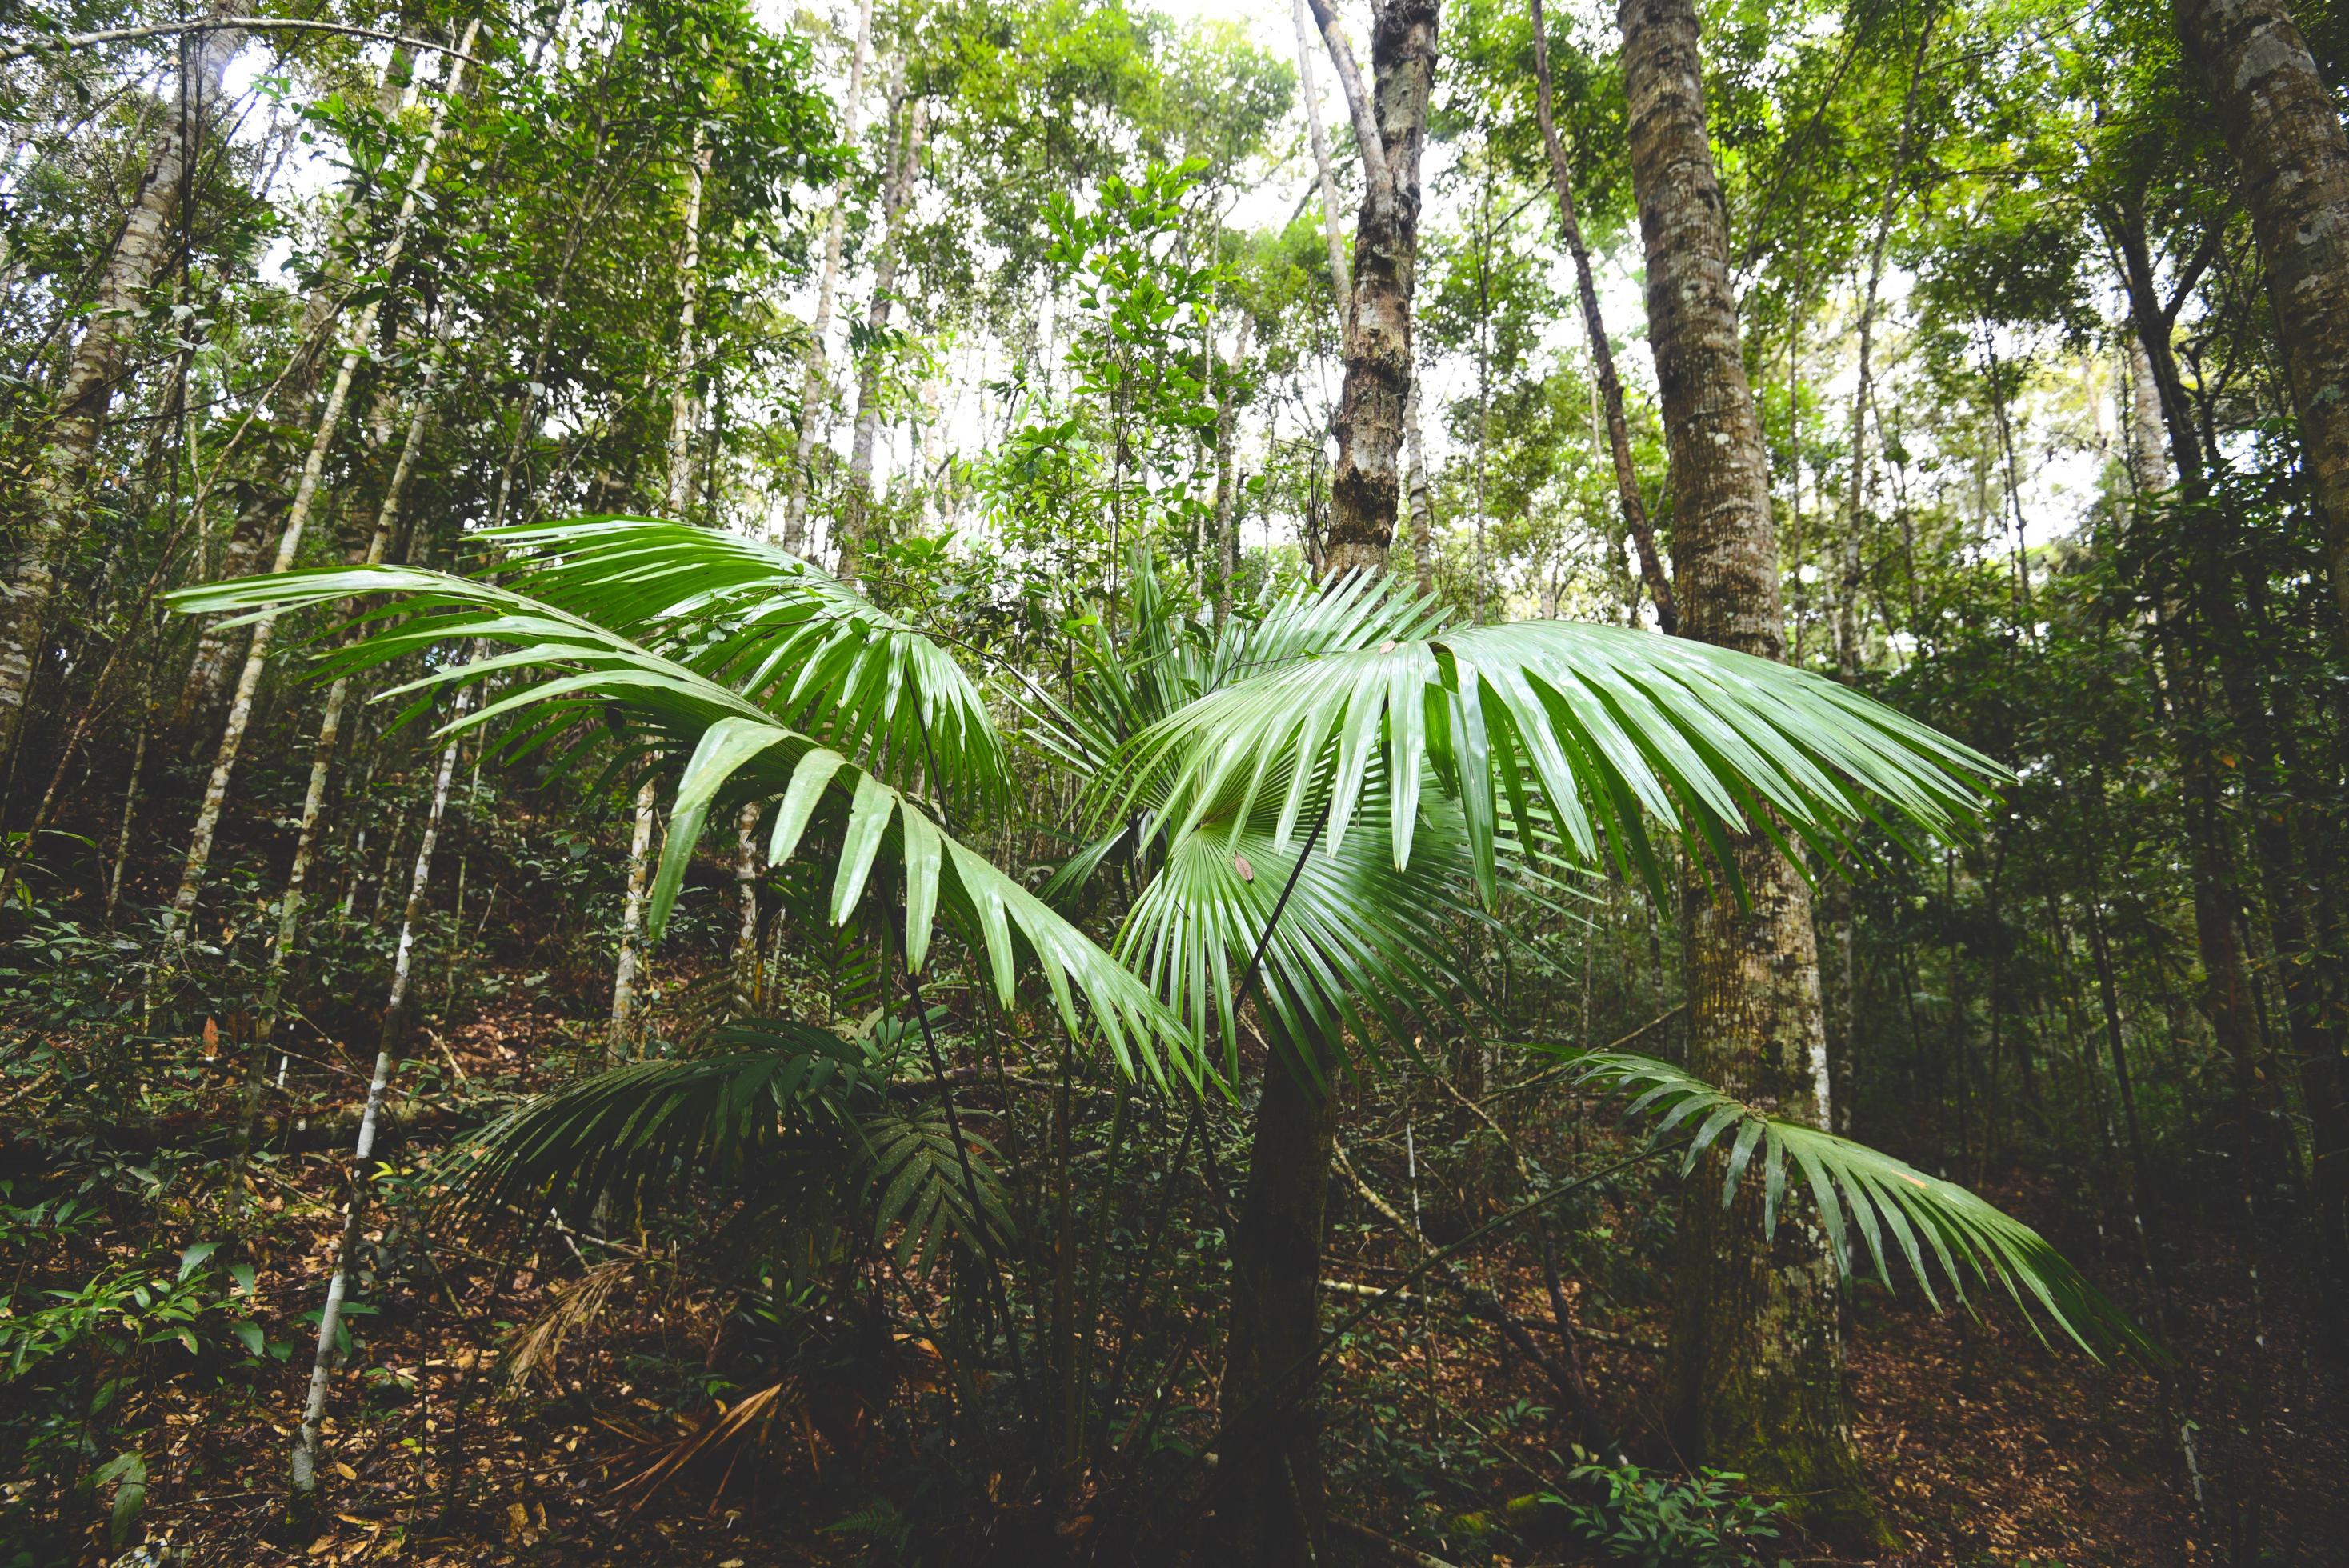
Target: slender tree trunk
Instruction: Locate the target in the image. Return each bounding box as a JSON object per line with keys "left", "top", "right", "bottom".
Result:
{"left": 664, "top": 130, "right": 711, "bottom": 519}
{"left": 1210, "top": 325, "right": 1243, "bottom": 627}
{"left": 838, "top": 63, "right": 922, "bottom": 585}
{"left": 1294, "top": 0, "right": 1352, "bottom": 339}
{"left": 607, "top": 778, "right": 658, "bottom": 1061}
{"left": 1616, "top": 0, "right": 1886, "bottom": 1543}
{"left": 226, "top": 333, "right": 448, "bottom": 1221}
{"left": 0, "top": 9, "right": 243, "bottom": 766}
{"left": 1306, "top": 0, "right": 1439, "bottom": 578}
{"left": 782, "top": 0, "right": 874, "bottom": 552}
{"left": 1529, "top": 0, "right": 1675, "bottom": 634}
{"left": 158, "top": 20, "right": 478, "bottom": 960}
{"left": 2173, "top": 0, "right": 2349, "bottom": 634}
{"left": 731, "top": 801, "right": 762, "bottom": 1015}
{"left": 104, "top": 715, "right": 149, "bottom": 923}
{"left": 287, "top": 690, "right": 466, "bottom": 1515}
{"left": 1818, "top": 11, "right": 1932, "bottom": 1132}
{"left": 1405, "top": 374, "right": 1435, "bottom": 596}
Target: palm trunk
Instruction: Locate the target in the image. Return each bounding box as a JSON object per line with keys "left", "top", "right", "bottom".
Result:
{"left": 1213, "top": 1052, "right": 1341, "bottom": 1564}
{"left": 158, "top": 19, "right": 478, "bottom": 960}
{"left": 838, "top": 64, "right": 922, "bottom": 585}
{"left": 1530, "top": 0, "right": 1675, "bottom": 632}
{"left": 1616, "top": 0, "right": 1885, "bottom": 1542}
{"left": 2173, "top": 0, "right": 2349, "bottom": 634}
{"left": 782, "top": 0, "right": 875, "bottom": 551}
{"left": 287, "top": 690, "right": 467, "bottom": 1514}
{"left": 0, "top": 9, "right": 242, "bottom": 766}
{"left": 1305, "top": 0, "right": 1439, "bottom": 580}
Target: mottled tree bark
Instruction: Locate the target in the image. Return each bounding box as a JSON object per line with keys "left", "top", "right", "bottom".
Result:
{"left": 1617, "top": 0, "right": 1886, "bottom": 1542}
{"left": 782, "top": 0, "right": 875, "bottom": 552}
{"left": 1294, "top": 0, "right": 1352, "bottom": 336}
{"left": 1307, "top": 0, "right": 1438, "bottom": 579}
{"left": 606, "top": 777, "right": 659, "bottom": 1061}
{"left": 0, "top": 11, "right": 243, "bottom": 766}
{"left": 2174, "top": 0, "right": 2349, "bottom": 633}
{"left": 1529, "top": 0, "right": 1674, "bottom": 634}
{"left": 837, "top": 66, "right": 922, "bottom": 586}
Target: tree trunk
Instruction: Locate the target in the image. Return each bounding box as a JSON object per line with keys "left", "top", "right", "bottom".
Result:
{"left": 607, "top": 778, "right": 659, "bottom": 1061}
{"left": 837, "top": 63, "right": 922, "bottom": 585}
{"left": 1529, "top": 0, "right": 1675, "bottom": 634}
{"left": 0, "top": 9, "right": 243, "bottom": 766}
{"left": 1405, "top": 375, "right": 1435, "bottom": 596}
{"left": 1307, "top": 0, "right": 1439, "bottom": 579}
{"left": 158, "top": 21, "right": 478, "bottom": 959}
{"left": 287, "top": 690, "right": 467, "bottom": 1515}
{"left": 1294, "top": 0, "right": 1353, "bottom": 339}
{"left": 1213, "top": 1053, "right": 1341, "bottom": 1565}
{"left": 782, "top": 0, "right": 875, "bottom": 553}
{"left": 1616, "top": 0, "right": 1887, "bottom": 1542}
{"left": 664, "top": 130, "right": 711, "bottom": 519}
{"left": 2173, "top": 0, "right": 2349, "bottom": 634}
{"left": 732, "top": 800, "right": 762, "bottom": 1015}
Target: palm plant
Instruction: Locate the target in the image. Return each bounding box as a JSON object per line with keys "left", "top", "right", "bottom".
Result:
{"left": 172, "top": 520, "right": 2144, "bottom": 1551}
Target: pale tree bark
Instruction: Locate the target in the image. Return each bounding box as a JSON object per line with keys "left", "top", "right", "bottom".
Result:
{"left": 1213, "top": 9, "right": 1439, "bottom": 1562}
{"left": 288, "top": 688, "right": 469, "bottom": 1514}
{"left": 2174, "top": 0, "right": 2349, "bottom": 634}
{"left": 837, "top": 66, "right": 923, "bottom": 586}
{"left": 731, "top": 801, "right": 762, "bottom": 1014}
{"left": 159, "top": 19, "right": 480, "bottom": 961}
{"left": 1616, "top": 0, "right": 1886, "bottom": 1543}
{"left": 664, "top": 130, "right": 712, "bottom": 518}
{"left": 1821, "top": 9, "right": 1933, "bottom": 1132}
{"left": 1404, "top": 375, "right": 1435, "bottom": 596}
{"left": 606, "top": 133, "right": 714, "bottom": 1051}
{"left": 1306, "top": 0, "right": 1438, "bottom": 579}
{"left": 0, "top": 9, "right": 243, "bottom": 766}
{"left": 226, "top": 325, "right": 454, "bottom": 1221}
{"left": 1210, "top": 325, "right": 1243, "bottom": 628}
{"left": 1293, "top": 0, "right": 1352, "bottom": 335}
{"left": 782, "top": 0, "right": 875, "bottom": 552}
{"left": 1529, "top": 0, "right": 1675, "bottom": 634}
{"left": 606, "top": 777, "right": 659, "bottom": 1060}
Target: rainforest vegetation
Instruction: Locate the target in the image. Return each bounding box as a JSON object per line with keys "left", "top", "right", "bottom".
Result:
{"left": 2, "top": 0, "right": 2347, "bottom": 1562}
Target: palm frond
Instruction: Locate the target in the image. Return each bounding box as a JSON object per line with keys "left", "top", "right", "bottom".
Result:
{"left": 167, "top": 566, "right": 1199, "bottom": 1085}
{"left": 855, "top": 1106, "right": 1013, "bottom": 1274}
{"left": 1106, "top": 618, "right": 2008, "bottom": 907}
{"left": 483, "top": 518, "right": 1005, "bottom": 807}
{"left": 437, "top": 1026, "right": 876, "bottom": 1226}
{"left": 1539, "top": 1046, "right": 2156, "bottom": 1361}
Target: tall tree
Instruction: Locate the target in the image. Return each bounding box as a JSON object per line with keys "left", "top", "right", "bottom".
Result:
{"left": 2173, "top": 0, "right": 2349, "bottom": 634}
{"left": 1305, "top": 0, "right": 1439, "bottom": 578}
{"left": 0, "top": 9, "right": 244, "bottom": 769}
{"left": 1615, "top": 0, "right": 1886, "bottom": 1542}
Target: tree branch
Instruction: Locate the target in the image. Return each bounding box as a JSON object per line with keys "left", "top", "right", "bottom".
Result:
{"left": 1, "top": 18, "right": 490, "bottom": 70}
{"left": 1303, "top": 0, "right": 1392, "bottom": 220}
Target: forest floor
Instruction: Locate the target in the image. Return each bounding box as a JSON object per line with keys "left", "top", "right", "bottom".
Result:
{"left": 10, "top": 952, "right": 2346, "bottom": 1566}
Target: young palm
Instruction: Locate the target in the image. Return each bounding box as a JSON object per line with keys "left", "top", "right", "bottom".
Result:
{"left": 174, "top": 522, "right": 2145, "bottom": 1547}
{"left": 1046, "top": 554, "right": 2147, "bottom": 1558}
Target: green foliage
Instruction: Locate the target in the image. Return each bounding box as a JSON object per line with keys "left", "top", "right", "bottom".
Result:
{"left": 1548, "top": 1461, "right": 1787, "bottom": 1568}
{"left": 1543, "top": 1049, "right": 2154, "bottom": 1359}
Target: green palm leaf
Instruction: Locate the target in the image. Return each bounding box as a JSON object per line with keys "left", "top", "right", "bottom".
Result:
{"left": 1541, "top": 1046, "right": 2157, "bottom": 1361}
{"left": 484, "top": 518, "right": 1005, "bottom": 807}
{"left": 166, "top": 565, "right": 1199, "bottom": 1087}
{"left": 1104, "top": 616, "right": 2008, "bottom": 906}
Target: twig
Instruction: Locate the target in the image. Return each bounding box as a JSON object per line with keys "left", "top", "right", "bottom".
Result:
{"left": 0, "top": 18, "right": 490, "bottom": 69}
